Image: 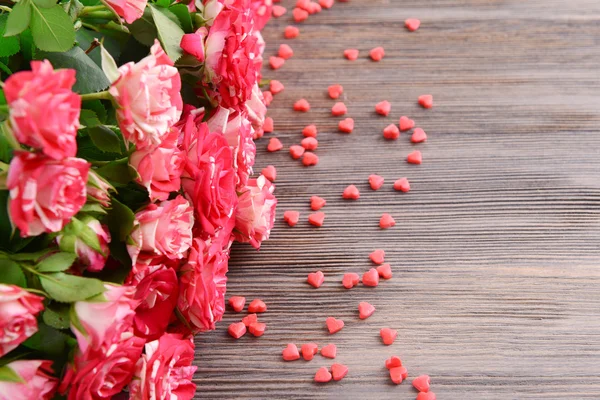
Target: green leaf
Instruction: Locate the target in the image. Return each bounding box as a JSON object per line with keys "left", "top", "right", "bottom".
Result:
{"left": 19, "top": 29, "right": 35, "bottom": 60}
{"left": 0, "top": 60, "right": 11, "bottom": 75}
{"left": 0, "top": 15, "right": 21, "bottom": 57}
{"left": 5, "top": 0, "right": 32, "bottom": 37}
{"left": 155, "top": 0, "right": 170, "bottom": 8}
{"left": 35, "top": 46, "right": 110, "bottom": 94}
{"left": 128, "top": 8, "right": 156, "bottom": 47}
{"left": 34, "top": 0, "right": 57, "bottom": 8}
{"left": 30, "top": 4, "right": 75, "bottom": 52}
{"left": 107, "top": 197, "right": 135, "bottom": 242}
{"left": 96, "top": 159, "right": 134, "bottom": 184}
{"left": 22, "top": 322, "right": 68, "bottom": 357}
{"left": 149, "top": 4, "right": 184, "bottom": 62}
{"left": 64, "top": 0, "right": 84, "bottom": 21}
{"left": 62, "top": 217, "right": 103, "bottom": 253}
{"left": 99, "top": 43, "right": 119, "bottom": 83}
{"left": 39, "top": 272, "right": 105, "bottom": 302}
{"left": 9, "top": 249, "right": 51, "bottom": 261}
{"left": 169, "top": 4, "right": 193, "bottom": 33}
{"left": 42, "top": 303, "right": 71, "bottom": 329}
{"left": 0, "top": 192, "right": 12, "bottom": 249}
{"left": 36, "top": 252, "right": 77, "bottom": 272}
{"left": 79, "top": 203, "right": 107, "bottom": 215}
{"left": 0, "top": 365, "right": 24, "bottom": 383}
{"left": 82, "top": 100, "right": 107, "bottom": 123}
{"left": 87, "top": 125, "right": 122, "bottom": 154}
{"left": 0, "top": 259, "right": 26, "bottom": 287}
{"left": 79, "top": 109, "right": 101, "bottom": 128}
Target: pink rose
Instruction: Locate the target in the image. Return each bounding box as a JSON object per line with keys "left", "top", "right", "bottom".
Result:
{"left": 0, "top": 284, "right": 44, "bottom": 357}
{"left": 57, "top": 216, "right": 111, "bottom": 272}
{"left": 129, "top": 127, "right": 185, "bottom": 202}
{"left": 179, "top": 113, "right": 237, "bottom": 239}
{"left": 250, "top": 0, "right": 272, "bottom": 31}
{"left": 125, "top": 264, "right": 179, "bottom": 341}
{"left": 233, "top": 175, "right": 277, "bottom": 249}
{"left": 245, "top": 83, "right": 266, "bottom": 136}
{"left": 105, "top": 0, "right": 147, "bottom": 24}
{"left": 180, "top": 28, "right": 207, "bottom": 62}
{"left": 86, "top": 170, "right": 114, "bottom": 208}
{"left": 4, "top": 60, "right": 80, "bottom": 160}
{"left": 129, "top": 333, "right": 196, "bottom": 400}
{"left": 0, "top": 360, "right": 58, "bottom": 400}
{"left": 109, "top": 40, "right": 182, "bottom": 150}
{"left": 7, "top": 152, "right": 90, "bottom": 237}
{"left": 127, "top": 195, "right": 194, "bottom": 269}
{"left": 177, "top": 236, "right": 229, "bottom": 332}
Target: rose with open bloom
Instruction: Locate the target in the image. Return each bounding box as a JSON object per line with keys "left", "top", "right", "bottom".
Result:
{"left": 105, "top": 0, "right": 147, "bottom": 24}
{"left": 127, "top": 195, "right": 194, "bottom": 270}
{"left": 109, "top": 40, "right": 182, "bottom": 150}
{"left": 177, "top": 236, "right": 229, "bottom": 333}
{"left": 57, "top": 216, "right": 110, "bottom": 272}
{"left": 3, "top": 60, "right": 80, "bottom": 160}
{"left": 233, "top": 175, "right": 277, "bottom": 249}
{"left": 0, "top": 360, "right": 58, "bottom": 400}
{"left": 129, "top": 333, "right": 197, "bottom": 400}
{"left": 7, "top": 152, "right": 90, "bottom": 237}
{"left": 0, "top": 284, "right": 44, "bottom": 357}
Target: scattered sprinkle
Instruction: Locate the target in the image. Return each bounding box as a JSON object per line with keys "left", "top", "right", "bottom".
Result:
{"left": 314, "top": 366, "right": 333, "bottom": 383}
{"left": 293, "top": 7, "right": 309, "bottom": 22}
{"left": 228, "top": 322, "right": 247, "bottom": 339}
{"left": 412, "top": 375, "right": 431, "bottom": 393}
{"left": 362, "top": 268, "right": 380, "bottom": 287}
{"left": 248, "top": 299, "right": 267, "bottom": 313}
{"left": 228, "top": 296, "right": 246, "bottom": 312}
{"left": 290, "top": 145, "right": 305, "bottom": 159}
{"left": 326, "top": 317, "right": 344, "bottom": 334}
{"left": 308, "top": 211, "right": 325, "bottom": 226}
{"left": 328, "top": 84, "right": 344, "bottom": 99}
{"left": 303, "top": 124, "right": 318, "bottom": 137}
{"left": 331, "top": 102, "right": 347, "bottom": 116}
{"left": 418, "top": 94, "right": 433, "bottom": 109}
{"left": 267, "top": 137, "right": 283, "bottom": 152}
{"left": 383, "top": 124, "right": 400, "bottom": 140}
{"left": 369, "top": 174, "right": 385, "bottom": 190}
{"left": 342, "top": 184, "right": 360, "bottom": 200}
{"left": 301, "top": 137, "right": 318, "bottom": 150}
{"left": 307, "top": 271, "right": 325, "bottom": 288}
{"left": 282, "top": 343, "right": 301, "bottom": 361}
{"left": 379, "top": 213, "right": 396, "bottom": 228}
{"left": 369, "top": 249, "right": 385, "bottom": 264}
{"left": 344, "top": 49, "right": 359, "bottom": 61}
{"left": 394, "top": 177, "right": 410, "bottom": 192}
{"left": 261, "top": 165, "right": 276, "bottom": 181}
{"left": 263, "top": 117, "right": 274, "bottom": 133}
{"left": 375, "top": 100, "right": 391, "bottom": 116}
{"left": 272, "top": 5, "right": 287, "bottom": 17}
{"left": 376, "top": 263, "right": 393, "bottom": 279}
{"left": 407, "top": 150, "right": 422, "bottom": 165}
{"left": 380, "top": 327, "right": 398, "bottom": 345}
{"left": 248, "top": 322, "right": 266, "bottom": 337}
{"left": 279, "top": 43, "right": 294, "bottom": 59}
{"left": 405, "top": 18, "right": 421, "bottom": 32}
{"left": 369, "top": 46, "right": 385, "bottom": 61}
{"left": 284, "top": 25, "right": 300, "bottom": 39}
{"left": 270, "top": 79, "right": 285, "bottom": 94}
{"left": 358, "top": 301, "right": 376, "bottom": 319}
{"left": 320, "top": 344, "right": 337, "bottom": 359}
{"left": 411, "top": 127, "right": 427, "bottom": 143}
{"left": 310, "top": 195, "right": 326, "bottom": 210}
{"left": 301, "top": 343, "right": 319, "bottom": 360}
{"left": 331, "top": 363, "right": 349, "bottom": 381}
{"left": 338, "top": 118, "right": 354, "bottom": 133}
{"left": 399, "top": 116, "right": 415, "bottom": 131}
{"left": 283, "top": 210, "right": 300, "bottom": 227}
{"left": 302, "top": 152, "right": 319, "bottom": 166}
{"left": 294, "top": 98, "right": 311, "bottom": 112}
{"left": 342, "top": 272, "right": 360, "bottom": 289}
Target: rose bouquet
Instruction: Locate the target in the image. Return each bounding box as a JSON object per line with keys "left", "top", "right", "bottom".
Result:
{"left": 0, "top": 0, "right": 276, "bottom": 398}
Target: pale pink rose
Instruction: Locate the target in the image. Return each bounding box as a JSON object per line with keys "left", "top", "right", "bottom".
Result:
{"left": 71, "top": 284, "right": 139, "bottom": 354}
{"left": 129, "top": 333, "right": 196, "bottom": 400}
{"left": 233, "top": 175, "right": 277, "bottom": 249}
{"left": 198, "top": 0, "right": 224, "bottom": 25}
{"left": 180, "top": 28, "right": 207, "bottom": 62}
{"left": 127, "top": 195, "right": 194, "bottom": 269}
{"left": 251, "top": 30, "right": 266, "bottom": 78}
{"left": 109, "top": 40, "right": 182, "bottom": 150}
{"left": 0, "top": 284, "right": 44, "bottom": 357}
{"left": 0, "top": 360, "right": 58, "bottom": 400}
{"left": 129, "top": 127, "right": 184, "bottom": 202}
{"left": 105, "top": 0, "right": 147, "bottom": 23}
{"left": 177, "top": 236, "right": 229, "bottom": 333}
{"left": 7, "top": 152, "right": 89, "bottom": 237}
{"left": 244, "top": 83, "right": 267, "bottom": 139}
{"left": 4, "top": 60, "right": 80, "bottom": 160}
{"left": 56, "top": 216, "right": 110, "bottom": 272}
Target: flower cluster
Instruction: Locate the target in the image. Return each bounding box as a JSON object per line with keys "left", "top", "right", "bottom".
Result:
{"left": 0, "top": 0, "right": 275, "bottom": 398}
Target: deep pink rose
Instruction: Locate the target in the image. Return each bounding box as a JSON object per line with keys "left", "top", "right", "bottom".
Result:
{"left": 233, "top": 175, "right": 277, "bottom": 249}
{"left": 109, "top": 40, "right": 182, "bottom": 150}
{"left": 7, "top": 152, "right": 90, "bottom": 237}
{"left": 57, "top": 216, "right": 111, "bottom": 272}
{"left": 105, "top": 0, "right": 147, "bottom": 23}
{"left": 125, "top": 264, "right": 179, "bottom": 341}
{"left": 179, "top": 113, "right": 237, "bottom": 239}
{"left": 180, "top": 27, "right": 207, "bottom": 62}
{"left": 129, "top": 333, "right": 196, "bottom": 400}
{"left": 127, "top": 195, "right": 194, "bottom": 270}
{"left": 4, "top": 60, "right": 80, "bottom": 160}
{"left": 177, "top": 236, "right": 229, "bottom": 332}
{"left": 0, "top": 360, "right": 58, "bottom": 400}
{"left": 86, "top": 170, "right": 114, "bottom": 208}
{"left": 130, "top": 127, "right": 185, "bottom": 201}
{"left": 0, "top": 284, "right": 44, "bottom": 357}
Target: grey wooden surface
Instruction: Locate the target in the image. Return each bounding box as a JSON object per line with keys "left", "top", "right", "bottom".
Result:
{"left": 193, "top": 0, "right": 600, "bottom": 398}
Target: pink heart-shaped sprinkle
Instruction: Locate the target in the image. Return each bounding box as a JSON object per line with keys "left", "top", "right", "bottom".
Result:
{"left": 389, "top": 367, "right": 404, "bottom": 384}
{"left": 375, "top": 100, "right": 391, "bottom": 116}
{"left": 383, "top": 124, "right": 400, "bottom": 140}
{"left": 342, "top": 184, "right": 360, "bottom": 200}
{"left": 269, "top": 56, "right": 285, "bottom": 70}
{"left": 228, "top": 322, "right": 247, "bottom": 339}
{"left": 405, "top": 18, "right": 421, "bottom": 32}
{"left": 399, "top": 116, "right": 415, "bottom": 131}
{"left": 319, "top": 0, "right": 333, "bottom": 8}
{"left": 278, "top": 44, "right": 294, "bottom": 59}
{"left": 248, "top": 299, "right": 267, "bottom": 313}
{"left": 284, "top": 25, "right": 300, "bottom": 39}
{"left": 310, "top": 196, "right": 326, "bottom": 210}
{"left": 338, "top": 118, "right": 354, "bottom": 133}
{"left": 228, "top": 296, "right": 246, "bottom": 312}
{"left": 248, "top": 322, "right": 266, "bottom": 337}
{"left": 282, "top": 343, "right": 300, "bottom": 361}
{"left": 328, "top": 84, "right": 343, "bottom": 99}
{"left": 293, "top": 98, "right": 310, "bottom": 112}
{"left": 342, "top": 272, "right": 360, "bottom": 289}
{"left": 263, "top": 117, "right": 274, "bottom": 133}
{"left": 289, "top": 145, "right": 305, "bottom": 159}
{"left": 418, "top": 94, "right": 433, "bottom": 109}
{"left": 326, "top": 317, "right": 344, "bottom": 334}
{"left": 417, "top": 392, "right": 437, "bottom": 400}
{"left": 407, "top": 150, "right": 422, "bottom": 165}
{"left": 267, "top": 137, "right": 282, "bottom": 152}
{"left": 376, "top": 263, "right": 393, "bottom": 279}
{"left": 314, "top": 367, "right": 332, "bottom": 383}
{"left": 331, "top": 102, "right": 347, "bottom": 116}
{"left": 308, "top": 211, "right": 325, "bottom": 226}
{"left": 394, "top": 177, "right": 410, "bottom": 192}
{"left": 242, "top": 313, "right": 257, "bottom": 327}
{"left": 344, "top": 48, "right": 359, "bottom": 60}
{"left": 331, "top": 363, "right": 348, "bottom": 381}
{"left": 411, "top": 127, "right": 427, "bottom": 143}
{"left": 302, "top": 152, "right": 319, "bottom": 166}
{"left": 412, "top": 375, "right": 431, "bottom": 393}
{"left": 307, "top": 271, "right": 325, "bottom": 288}
{"left": 379, "top": 213, "right": 396, "bottom": 229}
{"left": 385, "top": 355, "right": 402, "bottom": 370}
{"left": 369, "top": 46, "right": 385, "bottom": 61}
{"left": 261, "top": 165, "right": 276, "bottom": 182}
{"left": 380, "top": 327, "right": 398, "bottom": 345}
{"left": 369, "top": 249, "right": 385, "bottom": 264}
{"left": 369, "top": 174, "right": 384, "bottom": 190}
{"left": 303, "top": 124, "right": 318, "bottom": 137}
{"left": 362, "top": 268, "right": 379, "bottom": 287}
{"left": 358, "top": 302, "right": 376, "bottom": 319}
{"left": 301, "top": 343, "right": 319, "bottom": 360}
{"left": 292, "top": 7, "right": 309, "bottom": 22}
{"left": 283, "top": 210, "right": 300, "bottom": 227}
{"left": 272, "top": 5, "right": 287, "bottom": 17}
{"left": 320, "top": 344, "right": 337, "bottom": 359}
{"left": 270, "top": 79, "right": 285, "bottom": 94}
{"left": 301, "top": 137, "right": 318, "bottom": 150}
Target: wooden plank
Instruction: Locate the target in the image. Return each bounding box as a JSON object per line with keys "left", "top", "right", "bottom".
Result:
{"left": 194, "top": 0, "right": 600, "bottom": 398}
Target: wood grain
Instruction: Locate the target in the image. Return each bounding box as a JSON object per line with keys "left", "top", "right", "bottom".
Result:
{"left": 193, "top": 1, "right": 600, "bottom": 398}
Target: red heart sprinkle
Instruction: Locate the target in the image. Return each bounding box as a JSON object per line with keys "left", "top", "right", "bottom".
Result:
{"left": 302, "top": 152, "right": 319, "bottom": 166}
{"left": 338, "top": 118, "right": 354, "bottom": 133}
{"left": 228, "top": 296, "right": 246, "bottom": 312}
{"left": 369, "top": 174, "right": 384, "bottom": 190}
{"left": 272, "top": 5, "right": 287, "bottom": 17}
{"left": 282, "top": 343, "right": 300, "bottom": 361}
{"left": 399, "top": 116, "right": 415, "bottom": 131}
{"left": 278, "top": 44, "right": 294, "bottom": 59}
{"left": 407, "top": 150, "right": 422, "bottom": 164}
{"left": 320, "top": 344, "right": 337, "bottom": 359}
{"left": 342, "top": 184, "right": 360, "bottom": 200}
{"left": 308, "top": 1, "right": 321, "bottom": 14}
{"left": 261, "top": 165, "right": 276, "bottom": 182}
{"left": 342, "top": 272, "right": 360, "bottom": 289}
{"left": 228, "top": 322, "right": 247, "bottom": 339}
{"left": 417, "top": 392, "right": 436, "bottom": 400}
{"left": 283, "top": 210, "right": 300, "bottom": 227}
{"left": 242, "top": 313, "right": 257, "bottom": 327}
{"left": 328, "top": 84, "right": 344, "bottom": 99}
{"left": 412, "top": 375, "right": 431, "bottom": 392}
{"left": 369, "top": 249, "right": 385, "bottom": 264}
{"left": 267, "top": 137, "right": 283, "bottom": 152}
{"left": 293, "top": 98, "right": 310, "bottom": 112}
{"left": 411, "top": 128, "right": 427, "bottom": 143}
{"left": 262, "top": 90, "right": 273, "bottom": 106}
{"left": 310, "top": 196, "right": 326, "bottom": 210}
{"left": 301, "top": 343, "right": 319, "bottom": 360}
{"left": 369, "top": 46, "right": 385, "bottom": 61}
{"left": 385, "top": 355, "right": 402, "bottom": 370}
{"left": 270, "top": 80, "right": 285, "bottom": 94}
{"left": 358, "top": 302, "right": 376, "bottom": 319}
{"left": 301, "top": 137, "right": 318, "bottom": 150}
{"left": 394, "top": 177, "right": 410, "bottom": 192}
{"left": 375, "top": 100, "right": 391, "bottom": 116}
{"left": 292, "top": 7, "right": 309, "bottom": 22}
{"left": 296, "top": 0, "right": 310, "bottom": 10}
{"left": 263, "top": 117, "right": 274, "bottom": 133}
{"left": 389, "top": 366, "right": 404, "bottom": 384}
{"left": 331, "top": 102, "right": 347, "bottom": 116}
{"left": 331, "top": 363, "right": 348, "bottom": 381}
{"left": 418, "top": 94, "right": 433, "bottom": 109}
{"left": 326, "top": 317, "right": 344, "bottom": 334}
{"left": 308, "top": 211, "right": 325, "bottom": 226}
{"left": 319, "top": 0, "right": 333, "bottom": 8}
{"left": 405, "top": 18, "right": 421, "bottom": 32}
{"left": 269, "top": 56, "right": 285, "bottom": 70}
{"left": 362, "top": 268, "right": 380, "bottom": 287}
{"left": 307, "top": 271, "right": 325, "bottom": 288}
{"left": 376, "top": 263, "right": 393, "bottom": 279}
{"left": 289, "top": 145, "right": 305, "bottom": 159}
{"left": 314, "top": 367, "right": 332, "bottom": 383}
{"left": 303, "top": 124, "right": 318, "bottom": 137}
{"left": 344, "top": 49, "right": 359, "bottom": 60}
{"left": 248, "top": 299, "right": 267, "bottom": 313}
{"left": 380, "top": 327, "right": 398, "bottom": 345}
{"left": 399, "top": 366, "right": 408, "bottom": 379}
{"left": 284, "top": 25, "right": 300, "bottom": 39}
{"left": 379, "top": 213, "right": 396, "bottom": 229}
{"left": 248, "top": 322, "right": 266, "bottom": 337}
{"left": 383, "top": 124, "right": 400, "bottom": 140}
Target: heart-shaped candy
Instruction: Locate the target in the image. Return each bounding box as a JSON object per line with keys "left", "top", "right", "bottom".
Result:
{"left": 331, "top": 102, "right": 347, "bottom": 116}
{"left": 369, "top": 249, "right": 385, "bottom": 264}
{"left": 301, "top": 343, "right": 319, "bottom": 360}
{"left": 380, "top": 327, "right": 398, "bottom": 345}
{"left": 411, "top": 128, "right": 427, "bottom": 143}
{"left": 320, "top": 344, "right": 337, "bottom": 359}
{"left": 289, "top": 145, "right": 305, "bottom": 159}
{"left": 326, "top": 317, "right": 344, "bottom": 334}
{"left": 379, "top": 213, "right": 396, "bottom": 229}
{"left": 303, "top": 124, "right": 318, "bottom": 137}
{"left": 342, "top": 184, "right": 360, "bottom": 200}
{"left": 267, "top": 138, "right": 282, "bottom": 152}
{"left": 344, "top": 49, "right": 359, "bottom": 60}
{"left": 376, "top": 263, "right": 393, "bottom": 279}
{"left": 272, "top": 5, "right": 287, "bottom": 17}
{"left": 283, "top": 210, "right": 300, "bottom": 227}
{"left": 228, "top": 322, "right": 246, "bottom": 339}
{"left": 248, "top": 299, "right": 267, "bottom": 313}
{"left": 269, "top": 56, "right": 285, "bottom": 70}
{"left": 248, "top": 322, "right": 266, "bottom": 337}
{"left": 385, "top": 355, "right": 402, "bottom": 369}
{"left": 407, "top": 150, "right": 422, "bottom": 165}
{"left": 369, "top": 174, "right": 384, "bottom": 190}
{"left": 358, "top": 302, "right": 375, "bottom": 319}
{"left": 328, "top": 84, "right": 343, "bottom": 99}
{"left": 331, "top": 363, "right": 348, "bottom": 381}
{"left": 278, "top": 44, "right": 294, "bottom": 59}
{"left": 375, "top": 100, "right": 391, "bottom": 116}
{"left": 261, "top": 165, "right": 276, "bottom": 181}
{"left": 362, "top": 268, "right": 380, "bottom": 287}
{"left": 383, "top": 124, "right": 400, "bottom": 140}
{"left": 369, "top": 46, "right": 385, "bottom": 61}
{"left": 270, "top": 79, "right": 284, "bottom": 94}
{"left": 338, "top": 118, "right": 354, "bottom": 133}
{"left": 282, "top": 343, "right": 300, "bottom": 361}
{"left": 263, "top": 117, "right": 274, "bottom": 133}
{"left": 394, "top": 177, "right": 410, "bottom": 192}
{"left": 405, "top": 18, "right": 421, "bottom": 31}
{"left": 242, "top": 313, "right": 257, "bottom": 327}
{"left": 307, "top": 271, "right": 325, "bottom": 288}
{"left": 302, "top": 152, "right": 319, "bottom": 166}
{"left": 310, "top": 196, "right": 326, "bottom": 210}
{"left": 342, "top": 272, "right": 360, "bottom": 289}
{"left": 412, "top": 375, "right": 431, "bottom": 392}
{"left": 301, "top": 137, "right": 318, "bottom": 150}
{"left": 417, "top": 392, "right": 436, "bottom": 400}
{"left": 314, "top": 367, "right": 332, "bottom": 383}
{"left": 399, "top": 116, "right": 415, "bottom": 131}
{"left": 418, "top": 94, "right": 433, "bottom": 109}
{"left": 293, "top": 98, "right": 310, "bottom": 112}
{"left": 389, "top": 367, "right": 404, "bottom": 384}
{"left": 292, "top": 7, "right": 309, "bottom": 22}
{"left": 228, "top": 296, "right": 245, "bottom": 312}
{"left": 308, "top": 211, "right": 325, "bottom": 226}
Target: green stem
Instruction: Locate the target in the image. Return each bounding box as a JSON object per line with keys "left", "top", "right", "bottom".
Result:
{"left": 1, "top": 121, "right": 21, "bottom": 151}
{"left": 80, "top": 90, "right": 112, "bottom": 102}
{"left": 80, "top": 5, "right": 106, "bottom": 14}
{"left": 24, "top": 287, "right": 49, "bottom": 297}
{"left": 80, "top": 10, "right": 116, "bottom": 19}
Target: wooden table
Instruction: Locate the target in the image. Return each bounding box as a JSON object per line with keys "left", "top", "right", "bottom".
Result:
{"left": 194, "top": 1, "right": 600, "bottom": 398}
